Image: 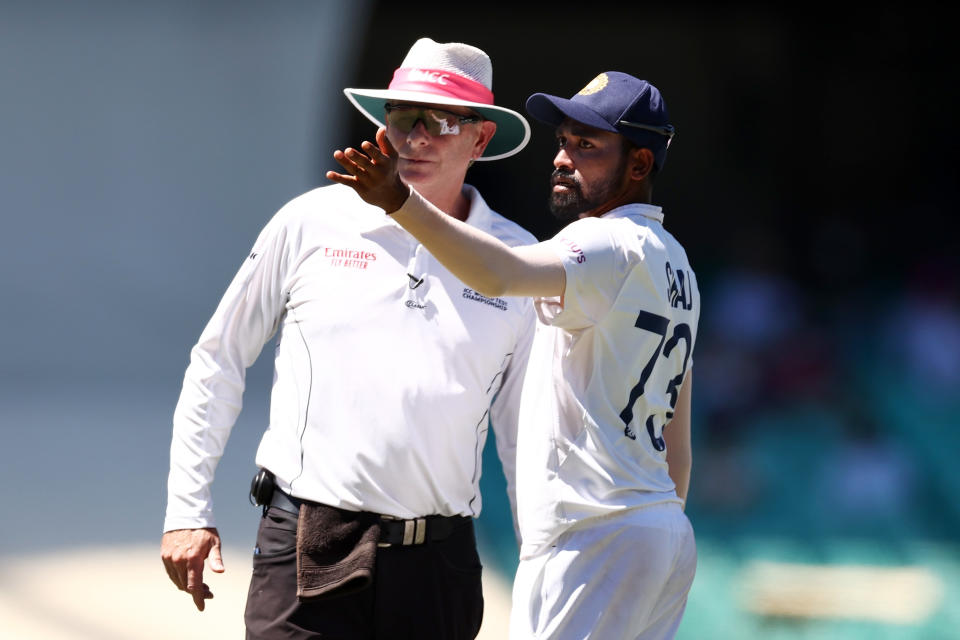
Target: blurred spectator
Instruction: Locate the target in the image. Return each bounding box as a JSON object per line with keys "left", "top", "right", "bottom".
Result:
{"left": 695, "top": 229, "right": 805, "bottom": 445}
{"left": 881, "top": 257, "right": 960, "bottom": 394}
{"left": 817, "top": 406, "right": 918, "bottom": 533}
{"left": 764, "top": 321, "right": 837, "bottom": 404}
{"left": 708, "top": 265, "right": 802, "bottom": 351}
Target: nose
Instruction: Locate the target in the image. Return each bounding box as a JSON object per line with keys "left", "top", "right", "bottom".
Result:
{"left": 553, "top": 147, "right": 573, "bottom": 170}
{"left": 406, "top": 119, "right": 431, "bottom": 147}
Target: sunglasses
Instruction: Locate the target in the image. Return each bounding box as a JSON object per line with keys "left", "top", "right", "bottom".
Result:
{"left": 384, "top": 104, "right": 482, "bottom": 137}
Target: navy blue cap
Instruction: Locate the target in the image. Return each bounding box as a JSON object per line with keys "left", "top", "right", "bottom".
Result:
{"left": 526, "top": 71, "right": 675, "bottom": 170}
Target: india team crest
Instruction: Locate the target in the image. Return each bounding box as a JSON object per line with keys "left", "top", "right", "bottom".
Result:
{"left": 578, "top": 73, "right": 609, "bottom": 96}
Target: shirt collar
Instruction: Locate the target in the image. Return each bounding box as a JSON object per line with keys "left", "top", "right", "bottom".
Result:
{"left": 460, "top": 184, "right": 493, "bottom": 232}
{"left": 601, "top": 202, "right": 664, "bottom": 224}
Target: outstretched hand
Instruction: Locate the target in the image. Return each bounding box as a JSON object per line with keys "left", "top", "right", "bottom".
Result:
{"left": 326, "top": 127, "right": 410, "bottom": 213}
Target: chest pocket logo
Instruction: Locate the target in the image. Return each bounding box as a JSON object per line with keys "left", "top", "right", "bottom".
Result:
{"left": 462, "top": 288, "right": 508, "bottom": 311}
{"left": 324, "top": 247, "right": 378, "bottom": 270}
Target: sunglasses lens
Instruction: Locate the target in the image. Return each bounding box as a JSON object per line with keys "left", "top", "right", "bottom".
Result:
{"left": 385, "top": 107, "right": 466, "bottom": 136}
{"left": 424, "top": 110, "right": 459, "bottom": 135}
{"left": 385, "top": 108, "right": 419, "bottom": 133}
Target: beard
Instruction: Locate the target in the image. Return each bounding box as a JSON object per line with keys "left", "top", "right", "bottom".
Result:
{"left": 547, "top": 154, "right": 629, "bottom": 223}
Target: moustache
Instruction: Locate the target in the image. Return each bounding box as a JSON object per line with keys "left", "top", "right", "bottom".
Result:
{"left": 550, "top": 169, "right": 580, "bottom": 189}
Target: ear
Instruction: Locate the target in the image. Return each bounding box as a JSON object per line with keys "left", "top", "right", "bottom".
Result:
{"left": 629, "top": 147, "right": 656, "bottom": 182}
{"left": 472, "top": 120, "right": 498, "bottom": 159}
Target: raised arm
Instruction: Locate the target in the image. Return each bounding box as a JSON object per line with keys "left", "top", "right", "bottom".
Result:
{"left": 327, "top": 128, "right": 565, "bottom": 299}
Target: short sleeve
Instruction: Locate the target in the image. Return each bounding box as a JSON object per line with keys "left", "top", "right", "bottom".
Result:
{"left": 537, "top": 218, "right": 625, "bottom": 330}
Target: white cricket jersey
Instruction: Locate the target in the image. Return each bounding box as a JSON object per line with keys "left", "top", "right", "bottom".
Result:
{"left": 164, "top": 183, "right": 536, "bottom": 532}
{"left": 515, "top": 203, "right": 699, "bottom": 557}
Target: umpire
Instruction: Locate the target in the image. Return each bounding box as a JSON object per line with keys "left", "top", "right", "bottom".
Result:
{"left": 160, "top": 37, "right": 535, "bottom": 639}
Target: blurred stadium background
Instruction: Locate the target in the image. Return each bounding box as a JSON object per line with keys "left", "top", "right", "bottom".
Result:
{"left": 1, "top": 2, "right": 956, "bottom": 638}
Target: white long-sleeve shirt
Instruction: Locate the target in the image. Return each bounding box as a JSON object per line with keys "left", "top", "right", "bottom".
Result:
{"left": 164, "top": 183, "right": 535, "bottom": 533}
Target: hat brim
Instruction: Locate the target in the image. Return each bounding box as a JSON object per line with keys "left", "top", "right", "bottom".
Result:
{"left": 344, "top": 88, "right": 530, "bottom": 161}
{"left": 525, "top": 93, "right": 619, "bottom": 134}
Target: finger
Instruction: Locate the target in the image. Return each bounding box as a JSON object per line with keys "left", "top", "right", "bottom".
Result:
{"left": 161, "top": 535, "right": 188, "bottom": 590}
{"left": 162, "top": 557, "right": 185, "bottom": 590}
{"left": 360, "top": 139, "right": 386, "bottom": 163}
{"left": 191, "top": 583, "right": 213, "bottom": 612}
{"left": 326, "top": 170, "right": 358, "bottom": 186}
{"left": 185, "top": 555, "right": 205, "bottom": 600}
{"left": 332, "top": 150, "right": 363, "bottom": 175}
{"left": 343, "top": 147, "right": 373, "bottom": 169}
{"left": 376, "top": 127, "right": 395, "bottom": 157}
{"left": 173, "top": 559, "right": 189, "bottom": 592}
{"left": 209, "top": 542, "right": 225, "bottom": 573}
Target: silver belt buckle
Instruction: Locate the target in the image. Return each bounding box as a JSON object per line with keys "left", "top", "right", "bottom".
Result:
{"left": 377, "top": 516, "right": 427, "bottom": 547}
{"left": 403, "top": 517, "right": 427, "bottom": 545}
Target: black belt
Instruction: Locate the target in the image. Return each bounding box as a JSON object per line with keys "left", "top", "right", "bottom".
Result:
{"left": 269, "top": 489, "right": 469, "bottom": 547}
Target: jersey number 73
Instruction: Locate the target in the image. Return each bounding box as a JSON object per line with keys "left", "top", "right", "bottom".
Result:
{"left": 619, "top": 310, "right": 692, "bottom": 451}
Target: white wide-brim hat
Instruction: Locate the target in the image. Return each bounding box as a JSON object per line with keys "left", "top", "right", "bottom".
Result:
{"left": 344, "top": 38, "right": 530, "bottom": 161}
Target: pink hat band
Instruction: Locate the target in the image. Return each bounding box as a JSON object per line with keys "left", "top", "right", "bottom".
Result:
{"left": 388, "top": 67, "right": 494, "bottom": 105}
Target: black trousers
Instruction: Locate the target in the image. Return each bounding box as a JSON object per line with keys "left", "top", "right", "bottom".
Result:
{"left": 244, "top": 506, "right": 485, "bottom": 639}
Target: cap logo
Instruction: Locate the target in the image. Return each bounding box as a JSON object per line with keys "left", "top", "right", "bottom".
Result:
{"left": 578, "top": 73, "right": 609, "bottom": 96}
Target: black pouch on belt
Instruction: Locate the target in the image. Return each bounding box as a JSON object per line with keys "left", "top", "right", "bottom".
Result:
{"left": 296, "top": 502, "right": 381, "bottom": 601}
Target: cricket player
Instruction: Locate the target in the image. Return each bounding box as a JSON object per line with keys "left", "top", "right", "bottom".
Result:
{"left": 329, "top": 71, "right": 698, "bottom": 639}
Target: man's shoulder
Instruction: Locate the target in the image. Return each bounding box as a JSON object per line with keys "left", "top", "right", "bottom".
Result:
{"left": 567, "top": 208, "right": 677, "bottom": 248}
{"left": 268, "top": 183, "right": 376, "bottom": 229}
{"left": 558, "top": 213, "right": 691, "bottom": 270}
{"left": 555, "top": 215, "right": 614, "bottom": 245}
{"left": 277, "top": 183, "right": 361, "bottom": 215}
{"left": 604, "top": 211, "right": 698, "bottom": 284}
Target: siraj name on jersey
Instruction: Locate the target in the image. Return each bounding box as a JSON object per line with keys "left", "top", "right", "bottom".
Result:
{"left": 665, "top": 261, "right": 693, "bottom": 310}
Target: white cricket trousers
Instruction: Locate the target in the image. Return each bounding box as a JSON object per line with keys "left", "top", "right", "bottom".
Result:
{"left": 510, "top": 502, "right": 696, "bottom": 640}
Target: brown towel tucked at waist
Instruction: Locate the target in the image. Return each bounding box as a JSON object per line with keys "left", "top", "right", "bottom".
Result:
{"left": 296, "top": 502, "right": 381, "bottom": 601}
